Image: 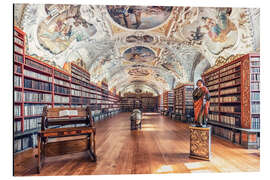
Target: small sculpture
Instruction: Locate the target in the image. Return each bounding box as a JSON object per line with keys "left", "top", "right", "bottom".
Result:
{"left": 130, "top": 109, "right": 142, "bottom": 130}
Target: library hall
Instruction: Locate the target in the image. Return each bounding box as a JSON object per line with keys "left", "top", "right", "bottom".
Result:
{"left": 13, "top": 2, "right": 262, "bottom": 177}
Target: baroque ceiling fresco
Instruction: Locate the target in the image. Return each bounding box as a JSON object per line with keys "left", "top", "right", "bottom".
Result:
{"left": 14, "top": 4, "right": 260, "bottom": 95}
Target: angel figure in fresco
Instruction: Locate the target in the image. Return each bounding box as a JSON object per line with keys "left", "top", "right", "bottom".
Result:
{"left": 126, "top": 47, "right": 151, "bottom": 63}
{"left": 127, "top": 6, "right": 142, "bottom": 29}
{"left": 39, "top": 17, "right": 69, "bottom": 42}
{"left": 201, "top": 8, "right": 236, "bottom": 43}
{"left": 192, "top": 79, "right": 211, "bottom": 127}
{"left": 188, "top": 26, "right": 204, "bottom": 44}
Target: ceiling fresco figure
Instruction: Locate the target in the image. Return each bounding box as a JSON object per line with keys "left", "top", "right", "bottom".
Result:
{"left": 126, "top": 35, "right": 154, "bottom": 43}
{"left": 38, "top": 5, "right": 97, "bottom": 55}
{"left": 107, "top": 5, "right": 172, "bottom": 29}
{"left": 179, "top": 7, "right": 239, "bottom": 55}
{"left": 201, "top": 8, "right": 236, "bottom": 43}
{"left": 198, "top": 7, "right": 238, "bottom": 55}
{"left": 128, "top": 68, "right": 150, "bottom": 76}
{"left": 15, "top": 4, "right": 258, "bottom": 95}
{"left": 123, "top": 46, "right": 155, "bottom": 63}
{"left": 188, "top": 26, "right": 204, "bottom": 43}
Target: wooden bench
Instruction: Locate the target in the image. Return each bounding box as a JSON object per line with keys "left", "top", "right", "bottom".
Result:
{"left": 36, "top": 106, "right": 96, "bottom": 173}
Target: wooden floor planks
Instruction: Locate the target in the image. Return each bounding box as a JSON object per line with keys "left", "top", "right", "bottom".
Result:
{"left": 13, "top": 112, "right": 260, "bottom": 176}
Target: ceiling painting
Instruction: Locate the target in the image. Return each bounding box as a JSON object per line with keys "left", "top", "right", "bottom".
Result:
{"left": 179, "top": 7, "right": 238, "bottom": 55}
{"left": 128, "top": 68, "right": 150, "bottom": 76}
{"left": 126, "top": 34, "right": 154, "bottom": 43}
{"left": 107, "top": 6, "right": 172, "bottom": 30}
{"left": 37, "top": 5, "right": 97, "bottom": 55}
{"left": 15, "top": 4, "right": 259, "bottom": 95}
{"left": 123, "top": 46, "right": 156, "bottom": 63}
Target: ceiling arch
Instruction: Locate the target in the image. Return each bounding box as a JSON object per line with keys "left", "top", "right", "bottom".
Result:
{"left": 120, "top": 83, "right": 159, "bottom": 96}
{"left": 15, "top": 4, "right": 258, "bottom": 95}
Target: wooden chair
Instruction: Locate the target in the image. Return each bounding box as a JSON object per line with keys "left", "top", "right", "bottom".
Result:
{"left": 36, "top": 106, "right": 96, "bottom": 173}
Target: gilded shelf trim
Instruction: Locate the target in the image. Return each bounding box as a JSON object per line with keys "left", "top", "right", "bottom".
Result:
{"left": 203, "top": 54, "right": 245, "bottom": 74}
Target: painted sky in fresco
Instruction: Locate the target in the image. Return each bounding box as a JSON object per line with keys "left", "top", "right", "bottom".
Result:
{"left": 123, "top": 46, "right": 155, "bottom": 63}
{"left": 38, "top": 5, "right": 97, "bottom": 55}
{"left": 107, "top": 5, "right": 172, "bottom": 29}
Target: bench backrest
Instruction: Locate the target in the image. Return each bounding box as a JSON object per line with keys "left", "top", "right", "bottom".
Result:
{"left": 41, "top": 106, "right": 93, "bottom": 130}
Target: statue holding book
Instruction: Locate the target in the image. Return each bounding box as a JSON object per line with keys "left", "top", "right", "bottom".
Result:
{"left": 192, "top": 79, "right": 211, "bottom": 127}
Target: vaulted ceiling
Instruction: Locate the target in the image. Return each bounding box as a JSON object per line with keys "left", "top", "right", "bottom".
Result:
{"left": 14, "top": 4, "right": 259, "bottom": 95}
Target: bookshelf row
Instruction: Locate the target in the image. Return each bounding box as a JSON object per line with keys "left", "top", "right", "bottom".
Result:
{"left": 13, "top": 26, "right": 120, "bottom": 153}
{"left": 163, "top": 91, "right": 174, "bottom": 111}
{"left": 173, "top": 84, "right": 194, "bottom": 121}
{"left": 158, "top": 54, "right": 260, "bottom": 148}
{"left": 202, "top": 53, "right": 260, "bottom": 148}
{"left": 158, "top": 94, "right": 164, "bottom": 112}
{"left": 119, "top": 95, "right": 158, "bottom": 112}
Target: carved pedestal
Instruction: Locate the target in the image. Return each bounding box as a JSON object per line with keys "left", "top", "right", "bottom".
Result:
{"left": 189, "top": 125, "right": 211, "bottom": 161}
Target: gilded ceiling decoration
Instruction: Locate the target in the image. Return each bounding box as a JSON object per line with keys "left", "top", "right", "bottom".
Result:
{"left": 128, "top": 68, "right": 150, "bottom": 76}
{"left": 14, "top": 4, "right": 259, "bottom": 95}
{"left": 126, "top": 35, "right": 154, "bottom": 43}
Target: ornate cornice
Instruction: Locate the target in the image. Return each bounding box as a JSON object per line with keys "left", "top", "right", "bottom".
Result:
{"left": 203, "top": 54, "right": 245, "bottom": 74}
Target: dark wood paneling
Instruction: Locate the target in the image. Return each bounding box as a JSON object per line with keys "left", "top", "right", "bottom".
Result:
{"left": 45, "top": 138, "right": 88, "bottom": 157}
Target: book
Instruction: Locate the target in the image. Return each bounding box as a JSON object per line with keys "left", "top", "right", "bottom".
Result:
{"left": 14, "top": 45, "right": 23, "bottom": 54}
{"left": 24, "top": 91, "right": 52, "bottom": 102}
{"left": 54, "top": 85, "right": 70, "bottom": 95}
{"left": 24, "top": 78, "right": 52, "bottom": 91}
{"left": 14, "top": 139, "right": 22, "bottom": 152}
{"left": 14, "top": 36, "right": 24, "bottom": 46}
{"left": 14, "top": 54, "right": 24, "bottom": 63}
{"left": 54, "top": 70, "right": 70, "bottom": 81}
{"left": 24, "top": 104, "right": 50, "bottom": 116}
{"left": 14, "top": 105, "right": 21, "bottom": 117}
{"left": 54, "top": 95, "right": 69, "bottom": 103}
{"left": 202, "top": 54, "right": 260, "bottom": 148}
{"left": 24, "top": 69, "right": 52, "bottom": 82}
{"left": 14, "top": 120, "right": 22, "bottom": 133}
{"left": 14, "top": 64, "right": 22, "bottom": 73}
{"left": 23, "top": 117, "right": 41, "bottom": 131}
{"left": 14, "top": 76, "right": 21, "bottom": 87}
{"left": 25, "top": 58, "right": 52, "bottom": 74}
{"left": 59, "top": 110, "right": 78, "bottom": 117}
{"left": 14, "top": 91, "right": 22, "bottom": 102}
{"left": 22, "top": 136, "right": 30, "bottom": 150}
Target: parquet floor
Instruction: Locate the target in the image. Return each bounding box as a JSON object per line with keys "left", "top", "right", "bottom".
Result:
{"left": 14, "top": 112, "right": 260, "bottom": 176}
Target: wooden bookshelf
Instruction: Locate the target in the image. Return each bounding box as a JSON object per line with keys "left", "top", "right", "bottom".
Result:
{"left": 64, "top": 62, "right": 120, "bottom": 120}
{"left": 141, "top": 96, "right": 158, "bottom": 112}
{"left": 119, "top": 93, "right": 158, "bottom": 112}
{"left": 13, "top": 27, "right": 120, "bottom": 154}
{"left": 63, "top": 61, "right": 90, "bottom": 108}
{"left": 173, "top": 84, "right": 194, "bottom": 121}
{"left": 202, "top": 53, "right": 260, "bottom": 148}
{"left": 17, "top": 54, "right": 55, "bottom": 153}
{"left": 53, "top": 67, "right": 71, "bottom": 107}
{"left": 119, "top": 96, "right": 134, "bottom": 112}
{"left": 162, "top": 91, "right": 174, "bottom": 114}
{"left": 157, "top": 94, "right": 165, "bottom": 113}
{"left": 14, "top": 26, "right": 25, "bottom": 153}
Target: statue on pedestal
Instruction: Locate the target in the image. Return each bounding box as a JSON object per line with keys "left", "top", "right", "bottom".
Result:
{"left": 192, "top": 79, "right": 211, "bottom": 127}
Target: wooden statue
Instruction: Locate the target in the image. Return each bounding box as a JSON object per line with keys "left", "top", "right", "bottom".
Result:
{"left": 192, "top": 79, "right": 211, "bottom": 127}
